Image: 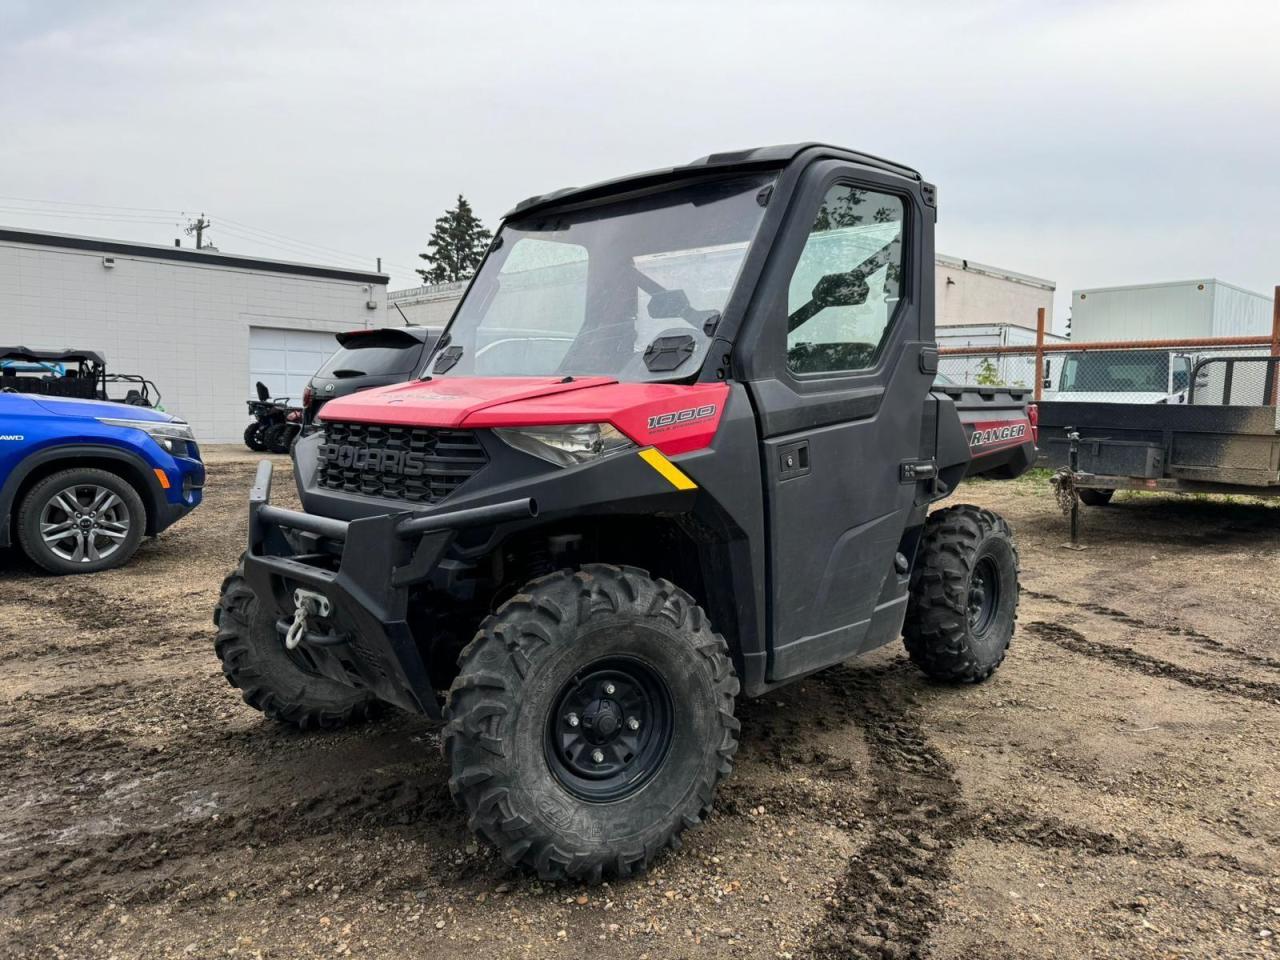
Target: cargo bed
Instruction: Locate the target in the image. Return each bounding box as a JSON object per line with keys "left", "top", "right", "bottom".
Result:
{"left": 933, "top": 383, "right": 1037, "bottom": 481}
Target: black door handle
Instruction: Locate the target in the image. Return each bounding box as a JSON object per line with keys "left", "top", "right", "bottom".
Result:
{"left": 779, "top": 440, "right": 810, "bottom": 480}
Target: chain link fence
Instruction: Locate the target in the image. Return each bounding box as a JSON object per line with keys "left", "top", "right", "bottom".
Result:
{"left": 939, "top": 336, "right": 1280, "bottom": 407}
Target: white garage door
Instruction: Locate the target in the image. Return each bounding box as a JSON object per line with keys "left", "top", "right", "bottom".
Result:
{"left": 248, "top": 327, "right": 338, "bottom": 404}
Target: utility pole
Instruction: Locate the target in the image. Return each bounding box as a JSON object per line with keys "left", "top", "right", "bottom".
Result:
{"left": 185, "top": 214, "right": 212, "bottom": 249}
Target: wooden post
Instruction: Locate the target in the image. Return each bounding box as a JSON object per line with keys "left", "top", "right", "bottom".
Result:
{"left": 1034, "top": 306, "right": 1046, "bottom": 404}
{"left": 1269, "top": 286, "right": 1280, "bottom": 406}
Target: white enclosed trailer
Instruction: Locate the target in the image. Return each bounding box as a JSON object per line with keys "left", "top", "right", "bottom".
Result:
{"left": 1071, "top": 279, "right": 1272, "bottom": 343}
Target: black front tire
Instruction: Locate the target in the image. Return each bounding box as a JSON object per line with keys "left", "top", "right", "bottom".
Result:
{"left": 1078, "top": 488, "right": 1114, "bottom": 506}
{"left": 244, "top": 422, "right": 269, "bottom": 452}
{"left": 213, "top": 559, "right": 379, "bottom": 729}
{"left": 17, "top": 468, "right": 146, "bottom": 575}
{"left": 443, "top": 565, "right": 740, "bottom": 883}
{"left": 903, "top": 505, "right": 1020, "bottom": 683}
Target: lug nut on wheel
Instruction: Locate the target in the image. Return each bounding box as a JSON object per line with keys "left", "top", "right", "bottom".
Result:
{"left": 604, "top": 683, "right": 615, "bottom": 695}
{"left": 567, "top": 713, "right": 579, "bottom": 727}
{"left": 627, "top": 717, "right": 639, "bottom": 730}
{"left": 591, "top": 749, "right": 604, "bottom": 763}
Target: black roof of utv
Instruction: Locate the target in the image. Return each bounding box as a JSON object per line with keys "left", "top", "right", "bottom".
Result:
{"left": 0, "top": 346, "right": 106, "bottom": 366}
{"left": 506, "top": 143, "right": 924, "bottom": 218}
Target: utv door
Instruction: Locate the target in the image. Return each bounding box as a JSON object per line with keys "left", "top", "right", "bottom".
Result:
{"left": 739, "top": 162, "right": 935, "bottom": 682}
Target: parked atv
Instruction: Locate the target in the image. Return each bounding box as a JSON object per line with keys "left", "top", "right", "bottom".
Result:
{"left": 244, "top": 382, "right": 302, "bottom": 453}
{"left": 215, "top": 143, "right": 1037, "bottom": 882}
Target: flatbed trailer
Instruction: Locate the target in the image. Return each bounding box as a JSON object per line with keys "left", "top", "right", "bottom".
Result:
{"left": 1037, "top": 390, "right": 1280, "bottom": 498}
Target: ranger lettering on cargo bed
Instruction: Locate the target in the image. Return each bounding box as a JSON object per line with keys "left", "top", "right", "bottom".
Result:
{"left": 969, "top": 420, "right": 1029, "bottom": 450}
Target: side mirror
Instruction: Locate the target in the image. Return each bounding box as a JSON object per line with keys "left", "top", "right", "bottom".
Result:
{"left": 1042, "top": 378, "right": 1052, "bottom": 389}
{"left": 812, "top": 270, "right": 869, "bottom": 309}
{"left": 1171, "top": 371, "right": 1189, "bottom": 391}
{"left": 646, "top": 289, "right": 692, "bottom": 320}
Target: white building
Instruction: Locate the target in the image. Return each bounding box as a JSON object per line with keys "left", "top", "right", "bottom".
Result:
{"left": 934, "top": 255, "right": 1055, "bottom": 331}
{"left": 391, "top": 254, "right": 1057, "bottom": 332}
{"left": 0, "top": 227, "right": 388, "bottom": 442}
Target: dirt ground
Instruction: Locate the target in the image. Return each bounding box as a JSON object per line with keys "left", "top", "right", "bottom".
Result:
{"left": 2, "top": 446, "right": 1278, "bottom": 960}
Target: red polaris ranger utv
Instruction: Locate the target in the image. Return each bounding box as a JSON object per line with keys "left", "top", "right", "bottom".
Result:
{"left": 215, "top": 144, "right": 1035, "bottom": 881}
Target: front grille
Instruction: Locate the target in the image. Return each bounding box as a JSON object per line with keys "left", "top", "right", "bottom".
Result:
{"left": 316, "top": 421, "right": 487, "bottom": 505}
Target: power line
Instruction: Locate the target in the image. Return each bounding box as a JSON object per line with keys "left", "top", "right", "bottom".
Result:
{"left": 1, "top": 193, "right": 419, "bottom": 275}
{"left": 0, "top": 206, "right": 182, "bottom": 226}
{"left": 216, "top": 215, "right": 417, "bottom": 273}
{"left": 215, "top": 214, "right": 377, "bottom": 262}
{"left": 0, "top": 195, "right": 187, "bottom": 216}
{"left": 214, "top": 224, "right": 374, "bottom": 269}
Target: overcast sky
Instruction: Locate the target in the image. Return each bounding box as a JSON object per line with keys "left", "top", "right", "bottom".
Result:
{"left": 1, "top": 0, "right": 1276, "bottom": 332}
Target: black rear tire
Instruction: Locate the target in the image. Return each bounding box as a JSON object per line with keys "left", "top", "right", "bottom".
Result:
{"left": 1078, "top": 488, "right": 1114, "bottom": 506}
{"left": 213, "top": 559, "right": 379, "bottom": 730}
{"left": 443, "top": 564, "right": 740, "bottom": 883}
{"left": 903, "top": 504, "right": 1019, "bottom": 683}
{"left": 17, "top": 467, "right": 146, "bottom": 575}
{"left": 263, "top": 422, "right": 297, "bottom": 454}
{"left": 244, "top": 422, "right": 269, "bottom": 452}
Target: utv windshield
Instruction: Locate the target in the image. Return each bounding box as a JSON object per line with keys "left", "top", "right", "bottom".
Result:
{"left": 432, "top": 173, "right": 776, "bottom": 381}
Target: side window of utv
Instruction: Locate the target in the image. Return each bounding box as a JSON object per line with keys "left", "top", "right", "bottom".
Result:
{"left": 785, "top": 185, "right": 905, "bottom": 375}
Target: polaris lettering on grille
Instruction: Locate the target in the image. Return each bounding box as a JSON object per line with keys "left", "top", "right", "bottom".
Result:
{"left": 969, "top": 423, "right": 1027, "bottom": 448}
{"left": 318, "top": 443, "right": 428, "bottom": 476}
{"left": 647, "top": 404, "right": 717, "bottom": 432}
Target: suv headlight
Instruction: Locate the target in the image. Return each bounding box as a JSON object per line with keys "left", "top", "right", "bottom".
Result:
{"left": 98, "top": 417, "right": 196, "bottom": 454}
{"left": 493, "top": 423, "right": 635, "bottom": 467}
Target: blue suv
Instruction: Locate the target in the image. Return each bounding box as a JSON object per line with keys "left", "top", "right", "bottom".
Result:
{"left": 0, "top": 393, "right": 205, "bottom": 574}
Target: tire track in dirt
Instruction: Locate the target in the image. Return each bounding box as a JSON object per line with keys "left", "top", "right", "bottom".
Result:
{"left": 978, "top": 806, "right": 1182, "bottom": 859}
{"left": 1024, "top": 588, "right": 1280, "bottom": 673}
{"left": 806, "top": 663, "right": 964, "bottom": 960}
{"left": 1024, "top": 621, "right": 1280, "bottom": 705}
{"left": 799, "top": 653, "right": 1273, "bottom": 959}
{"left": 0, "top": 582, "right": 134, "bottom": 632}
{"left": 0, "top": 771, "right": 460, "bottom": 914}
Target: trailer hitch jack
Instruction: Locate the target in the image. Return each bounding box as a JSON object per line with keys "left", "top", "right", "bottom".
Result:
{"left": 1051, "top": 428, "right": 1087, "bottom": 551}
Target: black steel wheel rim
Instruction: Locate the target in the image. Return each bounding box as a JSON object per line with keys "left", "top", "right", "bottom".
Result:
{"left": 544, "top": 656, "right": 674, "bottom": 803}
{"left": 968, "top": 555, "right": 1001, "bottom": 636}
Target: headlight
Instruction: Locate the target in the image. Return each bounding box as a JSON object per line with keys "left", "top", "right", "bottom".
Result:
{"left": 493, "top": 423, "right": 635, "bottom": 467}
{"left": 98, "top": 417, "right": 196, "bottom": 454}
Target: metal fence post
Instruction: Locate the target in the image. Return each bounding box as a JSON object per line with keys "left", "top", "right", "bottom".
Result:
{"left": 1067, "top": 428, "right": 1080, "bottom": 547}
{"left": 1034, "top": 307, "right": 1046, "bottom": 403}
{"left": 1268, "top": 285, "right": 1280, "bottom": 406}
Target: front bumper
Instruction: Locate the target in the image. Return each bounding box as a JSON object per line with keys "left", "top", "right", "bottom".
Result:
{"left": 152, "top": 451, "right": 205, "bottom": 533}
{"left": 242, "top": 460, "right": 536, "bottom": 717}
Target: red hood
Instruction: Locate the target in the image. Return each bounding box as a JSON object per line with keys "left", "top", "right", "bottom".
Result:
{"left": 317, "top": 376, "right": 616, "bottom": 429}
{"left": 317, "top": 376, "right": 731, "bottom": 456}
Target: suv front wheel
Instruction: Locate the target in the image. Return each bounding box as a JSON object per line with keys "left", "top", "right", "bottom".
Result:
{"left": 17, "top": 467, "right": 147, "bottom": 574}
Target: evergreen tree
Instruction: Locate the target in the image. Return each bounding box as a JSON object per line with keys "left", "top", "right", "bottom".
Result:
{"left": 416, "top": 195, "right": 492, "bottom": 284}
